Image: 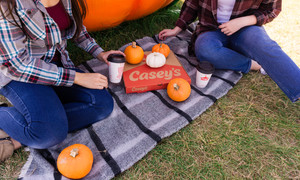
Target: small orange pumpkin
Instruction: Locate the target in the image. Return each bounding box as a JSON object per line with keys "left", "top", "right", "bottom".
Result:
{"left": 167, "top": 78, "right": 191, "bottom": 102}
{"left": 57, "top": 144, "right": 93, "bottom": 179}
{"left": 152, "top": 42, "right": 170, "bottom": 58}
{"left": 124, "top": 42, "right": 144, "bottom": 64}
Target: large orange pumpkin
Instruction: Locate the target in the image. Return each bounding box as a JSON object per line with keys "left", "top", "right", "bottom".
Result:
{"left": 124, "top": 42, "right": 144, "bottom": 64}
{"left": 84, "top": 0, "right": 175, "bottom": 31}
{"left": 57, "top": 144, "right": 93, "bottom": 179}
{"left": 167, "top": 78, "right": 191, "bottom": 102}
{"left": 152, "top": 42, "right": 170, "bottom": 58}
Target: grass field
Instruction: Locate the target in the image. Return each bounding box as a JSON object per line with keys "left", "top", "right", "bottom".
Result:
{"left": 1, "top": 0, "right": 299, "bottom": 179}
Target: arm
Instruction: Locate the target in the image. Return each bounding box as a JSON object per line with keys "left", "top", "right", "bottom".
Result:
{"left": 72, "top": 25, "right": 125, "bottom": 64}
{"left": 71, "top": 25, "right": 123, "bottom": 88}
{"left": 159, "top": 0, "right": 198, "bottom": 40}
{"left": 0, "top": 13, "right": 75, "bottom": 86}
{"left": 250, "top": 0, "right": 282, "bottom": 26}
{"left": 175, "top": 0, "right": 199, "bottom": 31}
{"left": 219, "top": 0, "right": 281, "bottom": 36}
{"left": 219, "top": 15, "right": 257, "bottom": 36}
{"left": 72, "top": 25, "right": 104, "bottom": 59}
{"left": 159, "top": 26, "right": 182, "bottom": 41}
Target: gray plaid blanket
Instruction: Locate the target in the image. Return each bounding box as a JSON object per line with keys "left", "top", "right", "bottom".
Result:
{"left": 19, "top": 23, "right": 242, "bottom": 180}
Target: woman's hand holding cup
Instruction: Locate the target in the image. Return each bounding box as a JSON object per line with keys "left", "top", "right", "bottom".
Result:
{"left": 97, "top": 50, "right": 126, "bottom": 64}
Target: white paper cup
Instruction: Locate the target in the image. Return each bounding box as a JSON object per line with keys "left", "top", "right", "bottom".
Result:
{"left": 108, "top": 54, "right": 125, "bottom": 84}
{"left": 196, "top": 61, "right": 215, "bottom": 88}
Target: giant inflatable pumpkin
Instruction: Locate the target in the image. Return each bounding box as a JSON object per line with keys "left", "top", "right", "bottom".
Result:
{"left": 83, "top": 0, "right": 175, "bottom": 31}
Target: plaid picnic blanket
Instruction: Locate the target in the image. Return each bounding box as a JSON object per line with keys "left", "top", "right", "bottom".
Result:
{"left": 19, "top": 22, "right": 242, "bottom": 180}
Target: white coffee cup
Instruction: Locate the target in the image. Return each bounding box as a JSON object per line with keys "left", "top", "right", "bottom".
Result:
{"left": 196, "top": 61, "right": 215, "bottom": 88}
{"left": 108, "top": 54, "right": 125, "bottom": 84}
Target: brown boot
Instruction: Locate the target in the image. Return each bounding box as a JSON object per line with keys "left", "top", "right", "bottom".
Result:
{"left": 0, "top": 130, "right": 14, "bottom": 162}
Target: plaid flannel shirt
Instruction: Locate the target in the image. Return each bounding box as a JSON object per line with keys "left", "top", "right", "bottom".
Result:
{"left": 175, "top": 0, "right": 282, "bottom": 48}
{"left": 0, "top": 0, "right": 104, "bottom": 88}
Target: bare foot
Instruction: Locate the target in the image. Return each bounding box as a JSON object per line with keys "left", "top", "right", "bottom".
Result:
{"left": 11, "top": 138, "right": 22, "bottom": 150}
{"left": 250, "top": 60, "right": 261, "bottom": 71}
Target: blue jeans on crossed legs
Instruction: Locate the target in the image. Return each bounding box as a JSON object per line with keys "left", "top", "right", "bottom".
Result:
{"left": 0, "top": 81, "right": 114, "bottom": 149}
{"left": 195, "top": 26, "right": 300, "bottom": 102}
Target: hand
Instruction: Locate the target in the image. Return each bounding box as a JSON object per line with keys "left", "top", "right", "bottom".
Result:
{"left": 97, "top": 50, "right": 126, "bottom": 64}
{"left": 74, "top": 72, "right": 108, "bottom": 89}
{"left": 219, "top": 15, "right": 257, "bottom": 36}
{"left": 158, "top": 26, "right": 182, "bottom": 40}
{"left": 219, "top": 18, "right": 244, "bottom": 36}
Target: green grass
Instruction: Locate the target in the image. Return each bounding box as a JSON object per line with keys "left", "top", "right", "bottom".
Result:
{"left": 1, "top": 0, "right": 299, "bottom": 179}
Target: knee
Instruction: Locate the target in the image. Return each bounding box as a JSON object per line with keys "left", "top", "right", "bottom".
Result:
{"left": 32, "top": 134, "right": 67, "bottom": 149}
{"left": 195, "top": 35, "right": 223, "bottom": 62}
{"left": 100, "top": 93, "right": 114, "bottom": 117}
{"left": 27, "top": 117, "right": 68, "bottom": 149}
{"left": 94, "top": 89, "right": 114, "bottom": 117}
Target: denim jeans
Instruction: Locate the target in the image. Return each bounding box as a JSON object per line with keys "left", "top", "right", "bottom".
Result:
{"left": 0, "top": 81, "right": 114, "bottom": 149}
{"left": 195, "top": 26, "right": 300, "bottom": 102}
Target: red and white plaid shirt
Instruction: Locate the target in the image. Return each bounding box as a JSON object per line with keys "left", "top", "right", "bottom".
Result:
{"left": 0, "top": 0, "right": 103, "bottom": 88}
{"left": 175, "top": 0, "right": 281, "bottom": 47}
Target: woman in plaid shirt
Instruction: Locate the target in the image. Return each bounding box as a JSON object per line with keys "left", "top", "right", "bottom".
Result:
{"left": 159, "top": 0, "right": 300, "bottom": 103}
{"left": 0, "top": 0, "right": 125, "bottom": 161}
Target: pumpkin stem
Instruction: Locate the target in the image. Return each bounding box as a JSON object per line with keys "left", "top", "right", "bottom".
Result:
{"left": 173, "top": 83, "right": 179, "bottom": 91}
{"left": 160, "top": 42, "right": 163, "bottom": 48}
{"left": 132, "top": 42, "right": 136, "bottom": 48}
{"left": 70, "top": 148, "right": 79, "bottom": 158}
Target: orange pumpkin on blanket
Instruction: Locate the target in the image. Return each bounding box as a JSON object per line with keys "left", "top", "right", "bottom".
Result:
{"left": 57, "top": 144, "right": 93, "bottom": 179}
{"left": 167, "top": 78, "right": 191, "bottom": 102}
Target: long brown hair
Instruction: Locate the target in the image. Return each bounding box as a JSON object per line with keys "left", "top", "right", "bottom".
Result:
{"left": 0, "top": 0, "right": 20, "bottom": 28}
{"left": 70, "top": 0, "right": 87, "bottom": 38}
{"left": 0, "top": 0, "right": 87, "bottom": 39}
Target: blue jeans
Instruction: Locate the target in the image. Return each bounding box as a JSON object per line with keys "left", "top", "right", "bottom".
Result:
{"left": 195, "top": 26, "right": 300, "bottom": 102}
{"left": 0, "top": 81, "right": 114, "bottom": 149}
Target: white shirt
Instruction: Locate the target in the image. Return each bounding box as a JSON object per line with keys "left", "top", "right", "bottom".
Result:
{"left": 217, "top": 0, "right": 236, "bottom": 23}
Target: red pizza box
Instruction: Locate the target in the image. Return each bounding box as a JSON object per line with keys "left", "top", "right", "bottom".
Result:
{"left": 123, "top": 51, "right": 191, "bottom": 93}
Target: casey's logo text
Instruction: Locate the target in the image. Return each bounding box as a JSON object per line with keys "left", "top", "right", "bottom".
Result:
{"left": 129, "top": 68, "right": 181, "bottom": 81}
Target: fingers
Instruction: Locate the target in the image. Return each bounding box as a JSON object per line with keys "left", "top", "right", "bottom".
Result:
{"left": 218, "top": 21, "right": 230, "bottom": 29}
{"left": 75, "top": 72, "right": 108, "bottom": 89}
{"left": 226, "top": 32, "right": 234, "bottom": 36}
{"left": 98, "top": 50, "right": 126, "bottom": 64}
{"left": 95, "top": 73, "right": 108, "bottom": 89}
{"left": 159, "top": 30, "right": 166, "bottom": 40}
{"left": 108, "top": 50, "right": 126, "bottom": 57}
{"left": 85, "top": 73, "right": 107, "bottom": 89}
{"left": 219, "top": 21, "right": 241, "bottom": 36}
{"left": 221, "top": 28, "right": 231, "bottom": 36}
{"left": 159, "top": 29, "right": 172, "bottom": 40}
{"left": 219, "top": 24, "right": 232, "bottom": 36}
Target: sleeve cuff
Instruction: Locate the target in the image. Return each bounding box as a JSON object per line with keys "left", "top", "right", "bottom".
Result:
{"left": 175, "top": 19, "right": 188, "bottom": 31}
{"left": 56, "top": 68, "right": 76, "bottom": 87}
{"left": 253, "top": 11, "right": 265, "bottom": 26}
{"left": 91, "top": 45, "right": 104, "bottom": 58}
